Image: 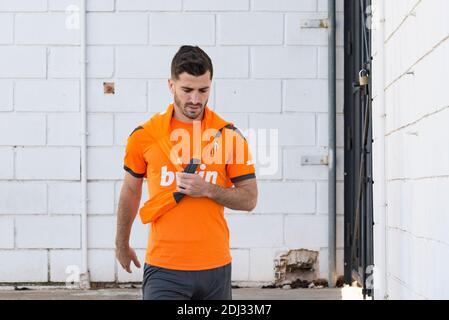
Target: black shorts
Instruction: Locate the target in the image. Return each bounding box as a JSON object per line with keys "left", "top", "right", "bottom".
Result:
{"left": 142, "top": 263, "right": 232, "bottom": 300}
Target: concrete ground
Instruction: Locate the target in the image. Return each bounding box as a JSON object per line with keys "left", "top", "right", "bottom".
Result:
{"left": 0, "top": 287, "right": 342, "bottom": 300}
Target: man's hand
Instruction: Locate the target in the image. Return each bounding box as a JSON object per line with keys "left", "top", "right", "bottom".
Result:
{"left": 115, "top": 245, "right": 141, "bottom": 273}
{"left": 176, "top": 172, "right": 211, "bottom": 198}
{"left": 176, "top": 172, "right": 257, "bottom": 212}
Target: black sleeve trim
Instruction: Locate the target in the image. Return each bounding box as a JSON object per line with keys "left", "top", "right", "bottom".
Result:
{"left": 230, "top": 173, "right": 256, "bottom": 184}
{"left": 173, "top": 192, "right": 185, "bottom": 204}
{"left": 129, "top": 126, "right": 144, "bottom": 137}
{"left": 124, "top": 165, "right": 145, "bottom": 178}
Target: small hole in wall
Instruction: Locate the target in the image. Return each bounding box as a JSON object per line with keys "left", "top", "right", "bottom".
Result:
{"left": 103, "top": 82, "right": 115, "bottom": 94}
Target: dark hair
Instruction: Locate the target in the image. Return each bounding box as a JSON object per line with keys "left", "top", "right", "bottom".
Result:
{"left": 171, "top": 45, "right": 213, "bottom": 80}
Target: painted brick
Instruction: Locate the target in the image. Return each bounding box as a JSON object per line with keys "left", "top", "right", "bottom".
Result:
{"left": 227, "top": 215, "right": 283, "bottom": 248}
{"left": 0, "top": 251, "right": 48, "bottom": 282}
{"left": 16, "top": 216, "right": 81, "bottom": 249}
{"left": 0, "top": 114, "right": 46, "bottom": 146}
{"left": 114, "top": 113, "right": 149, "bottom": 146}
{"left": 150, "top": 13, "right": 215, "bottom": 45}
{"left": 184, "top": 0, "right": 249, "bottom": 11}
{"left": 317, "top": 113, "right": 344, "bottom": 148}
{"left": 49, "top": 249, "right": 82, "bottom": 283}
{"left": 0, "top": 217, "right": 14, "bottom": 248}
{"left": 284, "top": 215, "right": 344, "bottom": 248}
{"left": 0, "top": 147, "right": 14, "bottom": 179}
{"left": 0, "top": 80, "right": 13, "bottom": 110}
{"left": 49, "top": 0, "right": 115, "bottom": 11}
{"left": 116, "top": 47, "right": 176, "bottom": 78}
{"left": 255, "top": 182, "right": 315, "bottom": 214}
{"left": 88, "top": 182, "right": 115, "bottom": 215}
{"left": 15, "top": 81, "right": 80, "bottom": 112}
{"left": 0, "top": 182, "right": 47, "bottom": 214}
{"left": 88, "top": 80, "right": 147, "bottom": 112}
{"left": 0, "top": 13, "right": 13, "bottom": 43}
{"left": 249, "top": 114, "right": 316, "bottom": 146}
{"left": 48, "top": 182, "right": 81, "bottom": 214}
{"left": 249, "top": 248, "right": 279, "bottom": 282}
{"left": 286, "top": 13, "right": 328, "bottom": 46}
{"left": 148, "top": 80, "right": 174, "bottom": 114}
{"left": 317, "top": 46, "right": 344, "bottom": 80}
{"left": 317, "top": 181, "right": 344, "bottom": 215}
{"left": 283, "top": 147, "right": 328, "bottom": 180}
{"left": 203, "top": 47, "right": 249, "bottom": 79}
{"left": 218, "top": 13, "right": 283, "bottom": 45}
{"left": 284, "top": 215, "right": 328, "bottom": 248}
{"left": 87, "top": 13, "right": 148, "bottom": 45}
{"left": 0, "top": 0, "right": 47, "bottom": 12}
{"left": 116, "top": 0, "right": 181, "bottom": 11}
{"left": 252, "top": 46, "right": 317, "bottom": 78}
{"left": 48, "top": 46, "right": 114, "bottom": 79}
{"left": 87, "top": 216, "right": 115, "bottom": 249}
{"left": 0, "top": 47, "right": 46, "bottom": 78}
{"left": 16, "top": 148, "right": 80, "bottom": 180}
{"left": 284, "top": 79, "right": 328, "bottom": 112}
{"left": 15, "top": 13, "right": 80, "bottom": 45}
{"left": 215, "top": 80, "right": 281, "bottom": 113}
{"left": 88, "top": 249, "right": 115, "bottom": 282}
{"left": 87, "top": 147, "right": 124, "bottom": 180}
{"left": 47, "top": 113, "right": 80, "bottom": 146}
{"left": 88, "top": 113, "right": 114, "bottom": 146}
{"left": 230, "top": 249, "right": 250, "bottom": 281}
{"left": 253, "top": 0, "right": 317, "bottom": 11}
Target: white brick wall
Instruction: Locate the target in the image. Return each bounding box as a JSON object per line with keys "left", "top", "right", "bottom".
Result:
{"left": 0, "top": 0, "right": 47, "bottom": 12}
{"left": 218, "top": 13, "right": 283, "bottom": 45}
{"left": 0, "top": 182, "right": 47, "bottom": 214}
{"left": 0, "top": 251, "right": 48, "bottom": 282}
{"left": 0, "top": 147, "right": 14, "bottom": 179}
{"left": 372, "top": 0, "right": 449, "bottom": 299}
{"left": 215, "top": 80, "right": 281, "bottom": 113}
{"left": 49, "top": 0, "right": 115, "bottom": 12}
{"left": 116, "top": 0, "right": 182, "bottom": 12}
{"left": 16, "top": 216, "right": 81, "bottom": 249}
{"left": 150, "top": 13, "right": 215, "bottom": 45}
{"left": 230, "top": 249, "right": 250, "bottom": 281}
{"left": 251, "top": 47, "right": 317, "bottom": 78}
{"left": 16, "top": 147, "right": 80, "bottom": 180}
{"left": 0, "top": 47, "right": 46, "bottom": 78}
{"left": 15, "top": 13, "right": 80, "bottom": 45}
{"left": 87, "top": 13, "right": 148, "bottom": 45}
{"left": 0, "top": 80, "right": 13, "bottom": 110}
{"left": 0, "top": 217, "right": 14, "bottom": 249}
{"left": 15, "top": 80, "right": 80, "bottom": 112}
{"left": 48, "top": 47, "right": 114, "bottom": 79}
{"left": 0, "top": 0, "right": 344, "bottom": 285}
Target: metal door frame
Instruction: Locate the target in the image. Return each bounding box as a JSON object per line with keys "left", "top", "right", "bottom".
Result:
{"left": 343, "top": 0, "right": 374, "bottom": 299}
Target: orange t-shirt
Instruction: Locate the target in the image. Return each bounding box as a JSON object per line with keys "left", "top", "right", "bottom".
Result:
{"left": 123, "top": 116, "right": 256, "bottom": 271}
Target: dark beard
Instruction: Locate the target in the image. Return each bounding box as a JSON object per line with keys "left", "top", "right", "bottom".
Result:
{"left": 174, "top": 93, "right": 207, "bottom": 120}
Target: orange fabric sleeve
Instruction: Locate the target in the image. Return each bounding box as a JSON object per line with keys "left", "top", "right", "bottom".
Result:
{"left": 123, "top": 126, "right": 147, "bottom": 178}
{"left": 224, "top": 128, "right": 256, "bottom": 184}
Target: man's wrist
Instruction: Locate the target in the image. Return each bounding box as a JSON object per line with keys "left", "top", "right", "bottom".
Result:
{"left": 115, "top": 241, "right": 130, "bottom": 249}
{"left": 204, "top": 183, "right": 218, "bottom": 199}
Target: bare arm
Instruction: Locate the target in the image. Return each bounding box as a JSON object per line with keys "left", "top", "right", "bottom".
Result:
{"left": 115, "top": 172, "right": 143, "bottom": 273}
{"left": 176, "top": 173, "right": 258, "bottom": 212}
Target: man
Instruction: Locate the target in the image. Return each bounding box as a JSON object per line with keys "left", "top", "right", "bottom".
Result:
{"left": 115, "top": 45, "right": 258, "bottom": 300}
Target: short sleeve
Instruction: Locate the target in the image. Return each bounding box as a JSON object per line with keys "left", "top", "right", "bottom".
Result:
{"left": 224, "top": 127, "right": 256, "bottom": 184}
{"left": 123, "top": 126, "right": 147, "bottom": 178}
